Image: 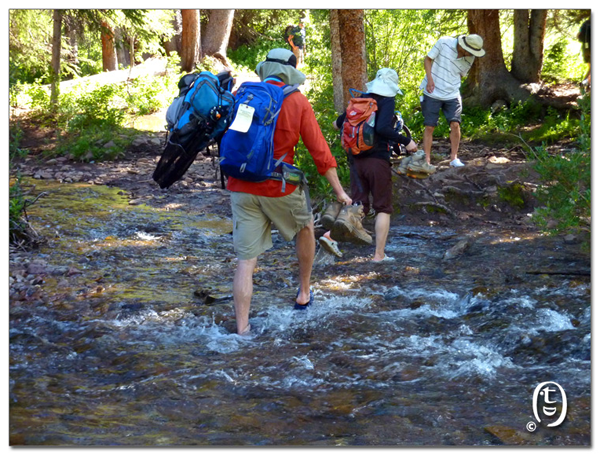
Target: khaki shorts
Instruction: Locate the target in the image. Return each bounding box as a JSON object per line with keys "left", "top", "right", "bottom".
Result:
{"left": 230, "top": 186, "right": 312, "bottom": 260}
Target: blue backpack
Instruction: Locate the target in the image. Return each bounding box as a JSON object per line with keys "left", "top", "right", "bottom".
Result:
{"left": 153, "top": 71, "right": 235, "bottom": 189}
{"left": 219, "top": 81, "right": 304, "bottom": 192}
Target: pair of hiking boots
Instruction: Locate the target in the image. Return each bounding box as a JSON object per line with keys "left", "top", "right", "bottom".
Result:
{"left": 321, "top": 202, "right": 373, "bottom": 245}
{"left": 395, "top": 150, "right": 436, "bottom": 177}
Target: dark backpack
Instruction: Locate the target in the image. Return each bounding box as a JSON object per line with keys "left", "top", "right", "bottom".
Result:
{"left": 291, "top": 26, "right": 303, "bottom": 47}
{"left": 389, "top": 111, "right": 413, "bottom": 155}
{"left": 219, "top": 81, "right": 304, "bottom": 192}
{"left": 152, "top": 71, "right": 235, "bottom": 189}
{"left": 578, "top": 19, "right": 591, "bottom": 47}
{"left": 341, "top": 89, "right": 378, "bottom": 156}
{"left": 284, "top": 25, "right": 295, "bottom": 43}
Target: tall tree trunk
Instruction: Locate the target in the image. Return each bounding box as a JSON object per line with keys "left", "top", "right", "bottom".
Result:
{"left": 50, "top": 9, "right": 63, "bottom": 111}
{"left": 337, "top": 9, "right": 367, "bottom": 107}
{"left": 163, "top": 10, "right": 182, "bottom": 56}
{"left": 463, "top": 9, "right": 531, "bottom": 108}
{"left": 101, "top": 21, "right": 118, "bottom": 72}
{"left": 511, "top": 9, "right": 547, "bottom": 83}
{"left": 330, "top": 10, "right": 344, "bottom": 113}
{"left": 115, "top": 27, "right": 131, "bottom": 69}
{"left": 66, "top": 22, "right": 79, "bottom": 67}
{"left": 202, "top": 9, "right": 235, "bottom": 62}
{"left": 181, "top": 9, "right": 200, "bottom": 73}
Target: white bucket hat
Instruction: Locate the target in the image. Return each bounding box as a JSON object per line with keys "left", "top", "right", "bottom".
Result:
{"left": 458, "top": 34, "right": 485, "bottom": 57}
{"left": 365, "top": 68, "right": 403, "bottom": 97}
{"left": 255, "top": 48, "right": 306, "bottom": 86}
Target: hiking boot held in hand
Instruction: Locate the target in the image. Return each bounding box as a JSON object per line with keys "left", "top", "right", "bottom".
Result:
{"left": 394, "top": 155, "right": 412, "bottom": 175}
{"left": 330, "top": 204, "right": 373, "bottom": 245}
{"left": 321, "top": 201, "right": 343, "bottom": 231}
{"left": 407, "top": 150, "right": 436, "bottom": 174}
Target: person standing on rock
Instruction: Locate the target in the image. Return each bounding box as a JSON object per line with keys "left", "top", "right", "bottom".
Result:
{"left": 227, "top": 48, "right": 352, "bottom": 335}
{"left": 333, "top": 68, "right": 417, "bottom": 262}
{"left": 420, "top": 34, "right": 485, "bottom": 168}
{"left": 577, "top": 18, "right": 591, "bottom": 88}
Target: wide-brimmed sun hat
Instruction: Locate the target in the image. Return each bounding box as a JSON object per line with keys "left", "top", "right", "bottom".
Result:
{"left": 366, "top": 68, "right": 403, "bottom": 97}
{"left": 255, "top": 48, "right": 306, "bottom": 86}
{"left": 458, "top": 34, "right": 485, "bottom": 57}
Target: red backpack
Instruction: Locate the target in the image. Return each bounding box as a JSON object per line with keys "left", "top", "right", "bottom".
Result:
{"left": 341, "top": 89, "right": 378, "bottom": 155}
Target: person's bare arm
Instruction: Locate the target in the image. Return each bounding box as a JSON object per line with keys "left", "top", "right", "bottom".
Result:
{"left": 323, "top": 167, "right": 352, "bottom": 205}
{"left": 424, "top": 56, "right": 435, "bottom": 93}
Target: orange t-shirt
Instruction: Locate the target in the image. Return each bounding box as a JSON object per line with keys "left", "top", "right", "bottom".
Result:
{"left": 226, "top": 80, "right": 338, "bottom": 197}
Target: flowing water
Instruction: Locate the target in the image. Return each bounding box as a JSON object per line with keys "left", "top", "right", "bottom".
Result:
{"left": 9, "top": 179, "right": 591, "bottom": 446}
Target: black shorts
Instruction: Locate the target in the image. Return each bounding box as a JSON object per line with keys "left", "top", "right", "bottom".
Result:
{"left": 350, "top": 156, "right": 393, "bottom": 215}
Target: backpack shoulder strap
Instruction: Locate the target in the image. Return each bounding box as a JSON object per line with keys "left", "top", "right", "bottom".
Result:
{"left": 283, "top": 84, "right": 300, "bottom": 98}
{"left": 349, "top": 88, "right": 367, "bottom": 99}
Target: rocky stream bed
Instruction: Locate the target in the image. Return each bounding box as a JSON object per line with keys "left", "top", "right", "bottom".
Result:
{"left": 9, "top": 130, "right": 591, "bottom": 446}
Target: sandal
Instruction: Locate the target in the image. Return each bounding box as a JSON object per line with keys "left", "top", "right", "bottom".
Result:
{"left": 294, "top": 289, "right": 314, "bottom": 310}
{"left": 318, "top": 236, "right": 342, "bottom": 257}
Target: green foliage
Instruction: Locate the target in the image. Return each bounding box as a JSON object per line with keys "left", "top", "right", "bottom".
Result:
{"left": 228, "top": 9, "right": 304, "bottom": 72}
{"left": 9, "top": 10, "right": 53, "bottom": 84}
{"left": 65, "top": 84, "right": 127, "bottom": 131}
{"left": 528, "top": 92, "right": 590, "bottom": 233}
{"left": 228, "top": 40, "right": 275, "bottom": 73}
{"left": 124, "top": 75, "right": 171, "bottom": 115}
{"left": 365, "top": 9, "right": 467, "bottom": 109}
{"left": 498, "top": 182, "right": 526, "bottom": 209}
{"left": 542, "top": 17, "right": 589, "bottom": 84}
{"left": 9, "top": 176, "right": 27, "bottom": 242}
{"left": 9, "top": 9, "right": 176, "bottom": 86}
{"left": 9, "top": 123, "right": 28, "bottom": 162}
{"left": 24, "top": 83, "right": 54, "bottom": 117}
{"left": 52, "top": 82, "right": 137, "bottom": 161}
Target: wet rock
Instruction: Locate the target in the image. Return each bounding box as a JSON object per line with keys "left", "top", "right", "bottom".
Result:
{"left": 132, "top": 137, "right": 147, "bottom": 147}
{"left": 383, "top": 286, "right": 403, "bottom": 301}
{"left": 484, "top": 425, "right": 541, "bottom": 445}
{"left": 26, "top": 260, "right": 49, "bottom": 275}
{"left": 563, "top": 234, "right": 579, "bottom": 244}
{"left": 443, "top": 238, "right": 472, "bottom": 261}
{"left": 193, "top": 288, "right": 232, "bottom": 305}
{"left": 34, "top": 170, "right": 54, "bottom": 180}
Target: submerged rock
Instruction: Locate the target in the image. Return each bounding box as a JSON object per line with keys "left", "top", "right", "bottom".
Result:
{"left": 484, "top": 425, "right": 541, "bottom": 445}
{"left": 443, "top": 238, "right": 473, "bottom": 261}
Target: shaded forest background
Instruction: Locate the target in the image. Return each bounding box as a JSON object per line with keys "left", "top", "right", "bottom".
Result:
{"left": 9, "top": 9, "right": 591, "bottom": 242}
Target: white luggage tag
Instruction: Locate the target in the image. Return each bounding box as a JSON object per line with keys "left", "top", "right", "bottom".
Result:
{"left": 228, "top": 104, "right": 255, "bottom": 133}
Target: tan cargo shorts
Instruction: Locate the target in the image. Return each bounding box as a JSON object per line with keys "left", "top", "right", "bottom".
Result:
{"left": 230, "top": 186, "right": 312, "bottom": 260}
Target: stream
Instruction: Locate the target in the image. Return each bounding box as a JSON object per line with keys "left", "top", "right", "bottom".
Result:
{"left": 9, "top": 178, "right": 591, "bottom": 446}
